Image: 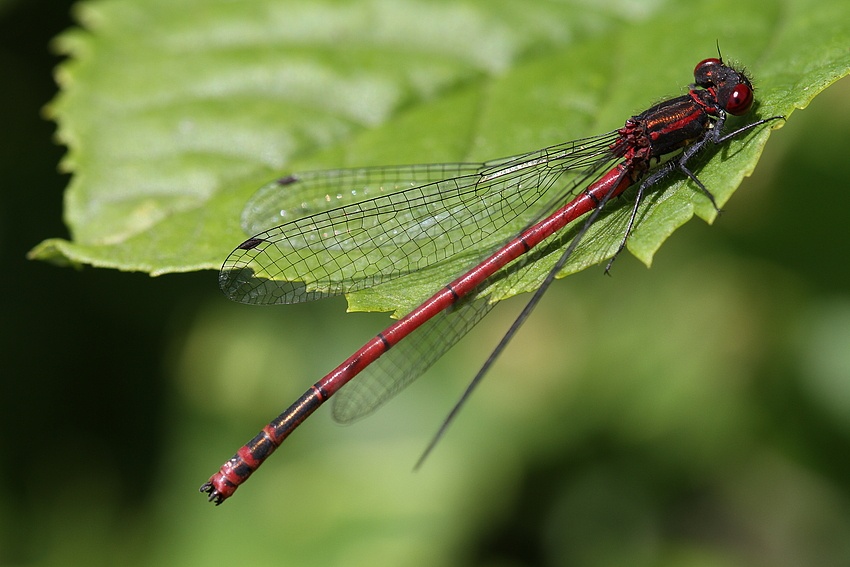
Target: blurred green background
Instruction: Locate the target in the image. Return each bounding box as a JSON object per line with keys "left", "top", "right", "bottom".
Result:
{"left": 2, "top": 1, "right": 850, "bottom": 566}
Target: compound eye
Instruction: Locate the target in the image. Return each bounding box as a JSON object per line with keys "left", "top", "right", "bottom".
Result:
{"left": 694, "top": 57, "right": 722, "bottom": 85}
{"left": 725, "top": 83, "right": 754, "bottom": 115}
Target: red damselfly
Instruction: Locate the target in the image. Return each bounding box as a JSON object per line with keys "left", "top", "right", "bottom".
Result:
{"left": 202, "top": 56, "right": 783, "bottom": 504}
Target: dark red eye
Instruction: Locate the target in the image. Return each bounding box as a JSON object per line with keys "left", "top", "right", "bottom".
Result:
{"left": 724, "top": 83, "right": 753, "bottom": 115}
{"left": 694, "top": 57, "right": 722, "bottom": 85}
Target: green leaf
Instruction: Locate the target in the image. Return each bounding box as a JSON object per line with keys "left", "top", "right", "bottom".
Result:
{"left": 31, "top": 0, "right": 850, "bottom": 314}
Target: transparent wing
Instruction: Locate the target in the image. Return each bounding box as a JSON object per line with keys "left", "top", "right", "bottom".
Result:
{"left": 219, "top": 133, "right": 620, "bottom": 305}
{"left": 241, "top": 163, "right": 485, "bottom": 236}
{"left": 329, "top": 213, "right": 594, "bottom": 423}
